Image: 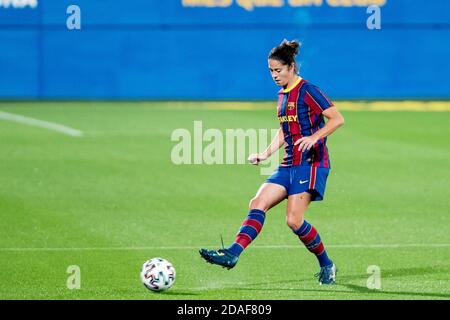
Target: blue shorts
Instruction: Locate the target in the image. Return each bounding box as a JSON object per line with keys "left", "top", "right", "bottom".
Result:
{"left": 266, "top": 165, "right": 330, "bottom": 201}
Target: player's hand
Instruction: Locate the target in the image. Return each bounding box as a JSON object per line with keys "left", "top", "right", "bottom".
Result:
{"left": 248, "top": 153, "right": 267, "bottom": 165}
{"left": 294, "top": 136, "right": 318, "bottom": 153}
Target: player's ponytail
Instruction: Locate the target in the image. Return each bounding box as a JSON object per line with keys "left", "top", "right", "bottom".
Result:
{"left": 268, "top": 39, "right": 301, "bottom": 74}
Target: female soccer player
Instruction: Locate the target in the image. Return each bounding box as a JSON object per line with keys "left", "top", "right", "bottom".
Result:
{"left": 200, "top": 39, "right": 345, "bottom": 285}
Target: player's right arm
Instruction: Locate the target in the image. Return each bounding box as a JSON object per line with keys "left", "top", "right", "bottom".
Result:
{"left": 248, "top": 128, "right": 284, "bottom": 165}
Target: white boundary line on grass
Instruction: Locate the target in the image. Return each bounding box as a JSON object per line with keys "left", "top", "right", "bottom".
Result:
{"left": 0, "top": 111, "right": 83, "bottom": 137}
{"left": 0, "top": 243, "right": 449, "bottom": 252}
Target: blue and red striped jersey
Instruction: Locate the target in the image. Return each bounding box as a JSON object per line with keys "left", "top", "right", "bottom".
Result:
{"left": 277, "top": 77, "right": 333, "bottom": 168}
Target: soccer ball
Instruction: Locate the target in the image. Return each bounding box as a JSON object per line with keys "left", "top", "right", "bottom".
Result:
{"left": 140, "top": 257, "right": 176, "bottom": 292}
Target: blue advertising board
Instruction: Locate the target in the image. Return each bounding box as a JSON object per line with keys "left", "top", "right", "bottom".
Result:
{"left": 0, "top": 0, "right": 449, "bottom": 99}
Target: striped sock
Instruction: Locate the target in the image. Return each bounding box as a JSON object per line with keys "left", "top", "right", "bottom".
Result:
{"left": 227, "top": 209, "right": 266, "bottom": 257}
{"left": 294, "top": 220, "right": 333, "bottom": 267}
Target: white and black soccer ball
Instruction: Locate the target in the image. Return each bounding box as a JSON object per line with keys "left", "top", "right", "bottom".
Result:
{"left": 140, "top": 257, "right": 176, "bottom": 292}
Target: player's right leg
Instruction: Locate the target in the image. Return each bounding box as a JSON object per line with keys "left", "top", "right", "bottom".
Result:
{"left": 199, "top": 182, "right": 287, "bottom": 269}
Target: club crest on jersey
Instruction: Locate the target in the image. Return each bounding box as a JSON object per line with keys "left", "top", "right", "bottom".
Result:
{"left": 287, "top": 102, "right": 296, "bottom": 110}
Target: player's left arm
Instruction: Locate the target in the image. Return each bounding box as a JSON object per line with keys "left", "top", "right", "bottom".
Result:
{"left": 295, "top": 106, "right": 345, "bottom": 152}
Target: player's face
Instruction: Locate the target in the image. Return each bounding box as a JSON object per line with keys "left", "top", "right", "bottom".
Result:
{"left": 268, "top": 59, "right": 294, "bottom": 87}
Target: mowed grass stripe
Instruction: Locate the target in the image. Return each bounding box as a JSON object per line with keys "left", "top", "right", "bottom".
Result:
{"left": 1, "top": 243, "right": 450, "bottom": 251}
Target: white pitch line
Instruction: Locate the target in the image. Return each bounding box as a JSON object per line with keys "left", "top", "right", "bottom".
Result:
{"left": 0, "top": 244, "right": 449, "bottom": 252}
{"left": 0, "top": 111, "right": 83, "bottom": 137}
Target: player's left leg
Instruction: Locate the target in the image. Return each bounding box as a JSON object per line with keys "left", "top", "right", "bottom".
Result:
{"left": 286, "top": 192, "right": 337, "bottom": 285}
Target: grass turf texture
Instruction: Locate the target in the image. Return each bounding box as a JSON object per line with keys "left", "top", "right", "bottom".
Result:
{"left": 0, "top": 101, "right": 449, "bottom": 300}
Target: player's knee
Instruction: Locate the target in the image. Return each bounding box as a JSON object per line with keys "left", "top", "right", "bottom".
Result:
{"left": 249, "top": 197, "right": 268, "bottom": 212}
{"left": 286, "top": 215, "right": 304, "bottom": 232}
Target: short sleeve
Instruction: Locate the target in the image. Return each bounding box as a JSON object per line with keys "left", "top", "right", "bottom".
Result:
{"left": 304, "top": 85, "right": 334, "bottom": 115}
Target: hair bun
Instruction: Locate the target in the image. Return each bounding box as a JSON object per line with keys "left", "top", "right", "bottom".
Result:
{"left": 281, "top": 39, "right": 301, "bottom": 56}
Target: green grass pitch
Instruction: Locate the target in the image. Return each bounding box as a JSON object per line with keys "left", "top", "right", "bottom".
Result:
{"left": 0, "top": 101, "right": 449, "bottom": 300}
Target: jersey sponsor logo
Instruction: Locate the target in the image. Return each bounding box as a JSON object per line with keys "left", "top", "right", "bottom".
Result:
{"left": 299, "top": 180, "right": 309, "bottom": 184}
{"left": 278, "top": 115, "right": 298, "bottom": 123}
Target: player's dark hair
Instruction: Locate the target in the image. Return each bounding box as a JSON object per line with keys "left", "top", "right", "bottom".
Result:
{"left": 268, "top": 39, "right": 301, "bottom": 74}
